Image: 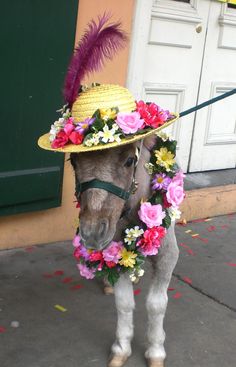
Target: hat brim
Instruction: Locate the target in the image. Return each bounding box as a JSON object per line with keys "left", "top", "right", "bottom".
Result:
{"left": 38, "top": 114, "right": 179, "bottom": 153}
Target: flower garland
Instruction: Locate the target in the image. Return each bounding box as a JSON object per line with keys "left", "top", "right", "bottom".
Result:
{"left": 72, "top": 133, "right": 185, "bottom": 286}
{"left": 49, "top": 100, "right": 172, "bottom": 148}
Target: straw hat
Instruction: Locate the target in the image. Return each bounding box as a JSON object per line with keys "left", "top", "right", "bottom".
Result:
{"left": 38, "top": 16, "right": 178, "bottom": 154}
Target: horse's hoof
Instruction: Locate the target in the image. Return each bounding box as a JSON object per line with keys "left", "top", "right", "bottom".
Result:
{"left": 104, "top": 285, "right": 114, "bottom": 295}
{"left": 108, "top": 354, "right": 129, "bottom": 367}
{"left": 146, "top": 358, "right": 164, "bottom": 367}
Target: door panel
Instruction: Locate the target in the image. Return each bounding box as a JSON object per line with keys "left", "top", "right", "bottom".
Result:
{"left": 189, "top": 1, "right": 236, "bottom": 171}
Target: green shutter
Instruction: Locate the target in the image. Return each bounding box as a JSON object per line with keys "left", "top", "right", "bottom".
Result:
{"left": 0, "top": 0, "right": 78, "bottom": 216}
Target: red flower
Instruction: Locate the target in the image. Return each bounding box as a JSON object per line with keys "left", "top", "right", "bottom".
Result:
{"left": 136, "top": 100, "right": 169, "bottom": 129}
{"left": 106, "top": 261, "right": 116, "bottom": 268}
{"left": 69, "top": 131, "right": 84, "bottom": 145}
{"left": 163, "top": 193, "right": 172, "bottom": 208}
{"left": 89, "top": 251, "right": 103, "bottom": 262}
{"left": 74, "top": 247, "right": 82, "bottom": 260}
{"left": 51, "top": 130, "right": 69, "bottom": 148}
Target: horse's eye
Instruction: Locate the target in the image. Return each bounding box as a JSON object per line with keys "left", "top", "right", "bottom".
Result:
{"left": 125, "top": 157, "right": 135, "bottom": 167}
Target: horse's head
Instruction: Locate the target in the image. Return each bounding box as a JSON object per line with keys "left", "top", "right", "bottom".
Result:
{"left": 70, "top": 143, "right": 139, "bottom": 250}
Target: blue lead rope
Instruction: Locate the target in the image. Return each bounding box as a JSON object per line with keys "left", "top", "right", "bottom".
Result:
{"left": 179, "top": 88, "right": 236, "bottom": 118}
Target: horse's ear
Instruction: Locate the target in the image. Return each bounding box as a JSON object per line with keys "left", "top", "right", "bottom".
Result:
{"left": 143, "top": 135, "right": 157, "bottom": 151}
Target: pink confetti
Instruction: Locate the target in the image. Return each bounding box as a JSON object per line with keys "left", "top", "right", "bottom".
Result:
{"left": 25, "top": 246, "right": 36, "bottom": 252}
{"left": 207, "top": 225, "right": 216, "bottom": 232}
{"left": 179, "top": 243, "right": 195, "bottom": 256}
{"left": 226, "top": 262, "right": 236, "bottom": 267}
{"left": 0, "top": 326, "right": 6, "bottom": 333}
{"left": 43, "top": 273, "right": 53, "bottom": 279}
{"left": 196, "top": 237, "right": 209, "bottom": 244}
{"left": 134, "top": 288, "right": 141, "bottom": 296}
{"left": 70, "top": 284, "right": 83, "bottom": 290}
{"left": 191, "top": 218, "right": 206, "bottom": 223}
{"left": 183, "top": 277, "right": 192, "bottom": 285}
{"left": 221, "top": 225, "right": 229, "bottom": 230}
{"left": 62, "top": 277, "right": 73, "bottom": 283}
{"left": 173, "top": 292, "right": 182, "bottom": 299}
{"left": 54, "top": 270, "right": 64, "bottom": 276}
{"left": 168, "top": 287, "right": 175, "bottom": 291}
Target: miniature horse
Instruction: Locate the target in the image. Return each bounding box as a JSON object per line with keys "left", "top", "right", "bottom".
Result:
{"left": 70, "top": 136, "right": 179, "bottom": 367}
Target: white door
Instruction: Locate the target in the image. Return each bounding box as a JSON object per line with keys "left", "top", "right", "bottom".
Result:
{"left": 189, "top": 1, "right": 236, "bottom": 171}
{"left": 127, "top": 0, "right": 236, "bottom": 172}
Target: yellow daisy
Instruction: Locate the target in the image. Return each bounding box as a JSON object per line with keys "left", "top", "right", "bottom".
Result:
{"left": 154, "top": 147, "right": 175, "bottom": 171}
{"left": 119, "top": 248, "right": 137, "bottom": 268}
{"left": 100, "top": 108, "right": 117, "bottom": 121}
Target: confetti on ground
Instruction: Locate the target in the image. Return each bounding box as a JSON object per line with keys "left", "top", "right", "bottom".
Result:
{"left": 191, "top": 233, "right": 199, "bottom": 238}
{"left": 134, "top": 288, "right": 141, "bottom": 296}
{"left": 10, "top": 321, "right": 20, "bottom": 328}
{"left": 195, "top": 236, "right": 209, "bottom": 243}
{"left": 226, "top": 262, "right": 236, "bottom": 267}
{"left": 43, "top": 273, "right": 53, "bottom": 279}
{"left": 0, "top": 326, "right": 6, "bottom": 333}
{"left": 183, "top": 277, "right": 192, "bottom": 285}
{"left": 191, "top": 218, "right": 206, "bottom": 223}
{"left": 221, "top": 224, "right": 229, "bottom": 230}
{"left": 168, "top": 287, "right": 175, "bottom": 291}
{"left": 54, "top": 304, "right": 67, "bottom": 312}
{"left": 185, "top": 230, "right": 192, "bottom": 234}
{"left": 54, "top": 270, "right": 64, "bottom": 276}
{"left": 70, "top": 284, "right": 83, "bottom": 290}
{"left": 207, "top": 226, "right": 216, "bottom": 232}
{"left": 25, "top": 246, "right": 36, "bottom": 252}
{"left": 62, "top": 277, "right": 73, "bottom": 283}
{"left": 179, "top": 243, "right": 195, "bottom": 256}
{"left": 173, "top": 292, "right": 182, "bottom": 299}
{"left": 204, "top": 218, "right": 213, "bottom": 222}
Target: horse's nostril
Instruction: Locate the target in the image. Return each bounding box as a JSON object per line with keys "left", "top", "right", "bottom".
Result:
{"left": 98, "top": 219, "right": 109, "bottom": 239}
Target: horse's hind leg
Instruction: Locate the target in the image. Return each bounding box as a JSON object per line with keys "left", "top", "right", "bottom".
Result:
{"left": 145, "top": 223, "right": 179, "bottom": 367}
{"left": 108, "top": 273, "right": 135, "bottom": 367}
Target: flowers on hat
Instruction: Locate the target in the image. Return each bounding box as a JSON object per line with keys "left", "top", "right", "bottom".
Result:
{"left": 49, "top": 101, "right": 172, "bottom": 148}
{"left": 72, "top": 135, "right": 185, "bottom": 286}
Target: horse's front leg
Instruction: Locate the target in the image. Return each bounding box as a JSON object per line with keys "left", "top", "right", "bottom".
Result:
{"left": 108, "top": 273, "right": 135, "bottom": 367}
{"left": 145, "top": 223, "right": 179, "bottom": 367}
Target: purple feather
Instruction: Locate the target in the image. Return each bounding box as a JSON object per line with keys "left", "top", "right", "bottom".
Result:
{"left": 63, "top": 14, "right": 128, "bottom": 107}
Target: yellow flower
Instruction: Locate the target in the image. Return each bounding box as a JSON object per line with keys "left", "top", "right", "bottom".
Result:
{"left": 100, "top": 108, "right": 117, "bottom": 121}
{"left": 119, "top": 248, "right": 137, "bottom": 268}
{"left": 154, "top": 147, "right": 175, "bottom": 171}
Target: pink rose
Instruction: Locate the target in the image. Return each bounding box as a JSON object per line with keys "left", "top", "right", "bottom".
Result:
{"left": 116, "top": 112, "right": 144, "bottom": 134}
{"left": 166, "top": 180, "right": 185, "bottom": 208}
{"left": 137, "top": 226, "right": 166, "bottom": 256}
{"left": 77, "top": 264, "right": 95, "bottom": 279}
{"left": 138, "top": 202, "right": 166, "bottom": 228}
{"left": 102, "top": 241, "right": 123, "bottom": 263}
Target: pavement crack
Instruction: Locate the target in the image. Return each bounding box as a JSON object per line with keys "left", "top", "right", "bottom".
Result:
{"left": 173, "top": 272, "right": 236, "bottom": 313}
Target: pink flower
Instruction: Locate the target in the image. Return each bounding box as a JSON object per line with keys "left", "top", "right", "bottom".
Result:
{"left": 138, "top": 202, "right": 166, "bottom": 228}
{"left": 73, "top": 235, "right": 81, "bottom": 248}
{"left": 102, "top": 241, "right": 123, "bottom": 263}
{"left": 137, "top": 227, "right": 163, "bottom": 256}
{"left": 77, "top": 264, "right": 95, "bottom": 279}
{"left": 69, "top": 131, "right": 84, "bottom": 145}
{"left": 116, "top": 112, "right": 144, "bottom": 134}
{"left": 51, "top": 130, "right": 69, "bottom": 148}
{"left": 166, "top": 172, "right": 185, "bottom": 207}
{"left": 64, "top": 120, "right": 74, "bottom": 135}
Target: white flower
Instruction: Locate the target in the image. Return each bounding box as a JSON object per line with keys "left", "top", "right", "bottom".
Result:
{"left": 97, "top": 125, "right": 117, "bottom": 143}
{"left": 62, "top": 108, "right": 71, "bottom": 119}
{"left": 156, "top": 131, "right": 173, "bottom": 142}
{"left": 114, "top": 134, "right": 121, "bottom": 143}
{"left": 137, "top": 268, "right": 145, "bottom": 277}
{"left": 129, "top": 273, "right": 137, "bottom": 282}
{"left": 84, "top": 134, "right": 100, "bottom": 147}
{"left": 168, "top": 207, "right": 181, "bottom": 221}
{"left": 112, "top": 123, "right": 119, "bottom": 131}
{"left": 144, "top": 163, "right": 154, "bottom": 175}
{"left": 124, "top": 226, "right": 144, "bottom": 245}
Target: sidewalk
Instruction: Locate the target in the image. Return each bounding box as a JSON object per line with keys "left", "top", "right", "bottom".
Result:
{"left": 0, "top": 214, "right": 236, "bottom": 367}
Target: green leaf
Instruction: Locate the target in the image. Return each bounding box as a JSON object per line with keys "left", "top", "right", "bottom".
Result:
{"left": 163, "top": 212, "right": 171, "bottom": 228}
{"left": 91, "top": 118, "right": 105, "bottom": 133}
{"left": 107, "top": 268, "right": 120, "bottom": 286}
